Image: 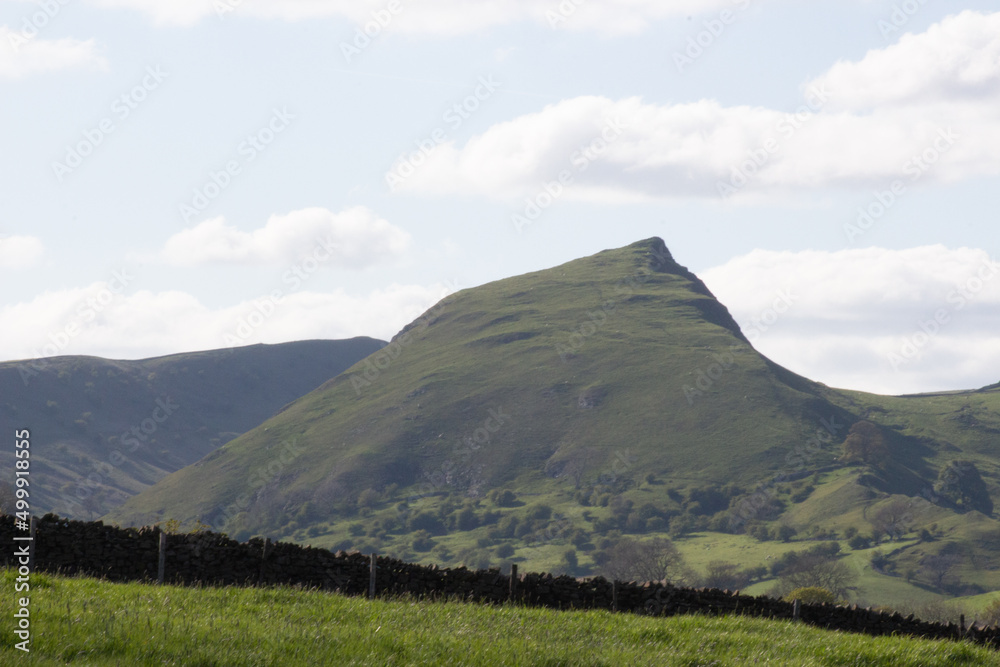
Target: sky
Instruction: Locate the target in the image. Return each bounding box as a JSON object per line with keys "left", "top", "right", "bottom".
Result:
{"left": 1, "top": 0, "right": 998, "bottom": 396}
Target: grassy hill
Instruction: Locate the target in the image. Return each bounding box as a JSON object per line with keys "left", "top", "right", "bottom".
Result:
{"left": 0, "top": 338, "right": 384, "bottom": 518}
{"left": 107, "top": 239, "right": 852, "bottom": 526}
{"left": 2, "top": 569, "right": 995, "bottom": 665}
{"left": 104, "top": 238, "right": 1000, "bottom": 610}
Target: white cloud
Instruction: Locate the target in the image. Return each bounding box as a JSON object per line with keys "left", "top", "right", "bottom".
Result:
{"left": 700, "top": 246, "right": 1000, "bottom": 395}
{"left": 388, "top": 11, "right": 1000, "bottom": 202}
{"left": 0, "top": 281, "right": 451, "bottom": 362}
{"left": 0, "top": 26, "right": 107, "bottom": 79}
{"left": 809, "top": 11, "right": 1000, "bottom": 111}
{"left": 0, "top": 236, "right": 44, "bottom": 269}
{"left": 159, "top": 206, "right": 412, "bottom": 268}
{"left": 83, "top": 0, "right": 747, "bottom": 34}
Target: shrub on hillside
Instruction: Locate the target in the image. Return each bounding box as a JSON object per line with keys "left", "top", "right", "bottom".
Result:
{"left": 490, "top": 489, "right": 519, "bottom": 507}
{"left": 495, "top": 543, "right": 515, "bottom": 559}
{"left": 407, "top": 511, "right": 446, "bottom": 535}
{"left": 848, "top": 535, "right": 872, "bottom": 550}
{"left": 777, "top": 525, "right": 797, "bottom": 542}
{"left": 980, "top": 598, "right": 1000, "bottom": 627}
{"left": 411, "top": 530, "right": 435, "bottom": 552}
{"left": 784, "top": 587, "right": 837, "bottom": 605}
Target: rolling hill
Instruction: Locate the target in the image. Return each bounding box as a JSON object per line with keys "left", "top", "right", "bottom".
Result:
{"left": 104, "top": 238, "right": 1000, "bottom": 609}
{"left": 0, "top": 338, "right": 385, "bottom": 518}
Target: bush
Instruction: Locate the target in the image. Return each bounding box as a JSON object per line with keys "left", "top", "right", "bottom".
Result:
{"left": 869, "top": 549, "right": 893, "bottom": 573}
{"left": 646, "top": 517, "right": 667, "bottom": 532}
{"left": 527, "top": 504, "right": 553, "bottom": 521}
{"left": 848, "top": 535, "right": 871, "bottom": 550}
{"left": 357, "top": 488, "right": 380, "bottom": 508}
{"left": 408, "top": 512, "right": 446, "bottom": 535}
{"left": 456, "top": 507, "right": 479, "bottom": 531}
{"left": 979, "top": 598, "right": 1000, "bottom": 628}
{"left": 492, "top": 489, "right": 518, "bottom": 507}
{"left": 496, "top": 515, "right": 519, "bottom": 538}
{"left": 777, "top": 525, "right": 797, "bottom": 542}
{"left": 495, "top": 543, "right": 515, "bottom": 558}
{"left": 784, "top": 587, "right": 837, "bottom": 605}
{"left": 411, "top": 530, "right": 435, "bottom": 552}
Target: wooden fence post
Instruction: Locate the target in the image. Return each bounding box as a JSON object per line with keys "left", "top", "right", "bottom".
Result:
{"left": 793, "top": 599, "right": 801, "bottom": 622}
{"left": 259, "top": 538, "right": 270, "bottom": 585}
{"left": 369, "top": 553, "right": 377, "bottom": 600}
{"left": 612, "top": 581, "right": 618, "bottom": 612}
{"left": 27, "top": 516, "right": 36, "bottom": 573}
{"left": 157, "top": 532, "right": 167, "bottom": 584}
{"left": 508, "top": 564, "right": 518, "bottom": 601}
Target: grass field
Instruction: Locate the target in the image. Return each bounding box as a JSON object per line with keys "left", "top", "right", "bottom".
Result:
{"left": 2, "top": 569, "right": 998, "bottom": 666}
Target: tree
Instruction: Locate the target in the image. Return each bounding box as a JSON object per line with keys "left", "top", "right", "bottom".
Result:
{"left": 841, "top": 420, "right": 889, "bottom": 467}
{"left": 848, "top": 535, "right": 871, "bottom": 550}
{"left": 456, "top": 506, "right": 479, "bottom": 531}
{"left": 921, "top": 553, "right": 961, "bottom": 591}
{"left": 357, "top": 488, "right": 380, "bottom": 509}
{"left": 784, "top": 587, "right": 837, "bottom": 605}
{"left": 980, "top": 597, "right": 1000, "bottom": 628}
{"left": 411, "top": 530, "right": 435, "bottom": 552}
{"left": 703, "top": 561, "right": 747, "bottom": 590}
{"left": 491, "top": 489, "right": 518, "bottom": 507}
{"left": 599, "top": 537, "right": 687, "bottom": 584}
{"left": 868, "top": 497, "right": 913, "bottom": 541}
{"left": 935, "top": 460, "right": 993, "bottom": 515}
{"left": 561, "top": 548, "right": 580, "bottom": 576}
{"left": 777, "top": 525, "right": 797, "bottom": 542}
{"left": 780, "top": 554, "right": 856, "bottom": 599}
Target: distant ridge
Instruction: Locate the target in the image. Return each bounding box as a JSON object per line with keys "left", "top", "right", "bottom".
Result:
{"left": 0, "top": 338, "right": 385, "bottom": 517}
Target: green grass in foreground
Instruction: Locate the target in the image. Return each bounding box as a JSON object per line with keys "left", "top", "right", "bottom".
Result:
{"left": 1, "top": 570, "right": 997, "bottom": 666}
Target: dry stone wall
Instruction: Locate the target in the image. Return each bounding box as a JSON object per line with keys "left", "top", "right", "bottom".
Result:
{"left": 3, "top": 514, "right": 998, "bottom": 650}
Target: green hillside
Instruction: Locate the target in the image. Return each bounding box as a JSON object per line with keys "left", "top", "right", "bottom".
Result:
{"left": 105, "top": 239, "right": 1000, "bottom": 610}
{"left": 107, "top": 239, "right": 849, "bottom": 525}
{"left": 0, "top": 338, "right": 384, "bottom": 518}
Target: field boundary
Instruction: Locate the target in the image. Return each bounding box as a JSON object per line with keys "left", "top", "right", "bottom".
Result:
{"left": 3, "top": 513, "right": 998, "bottom": 649}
